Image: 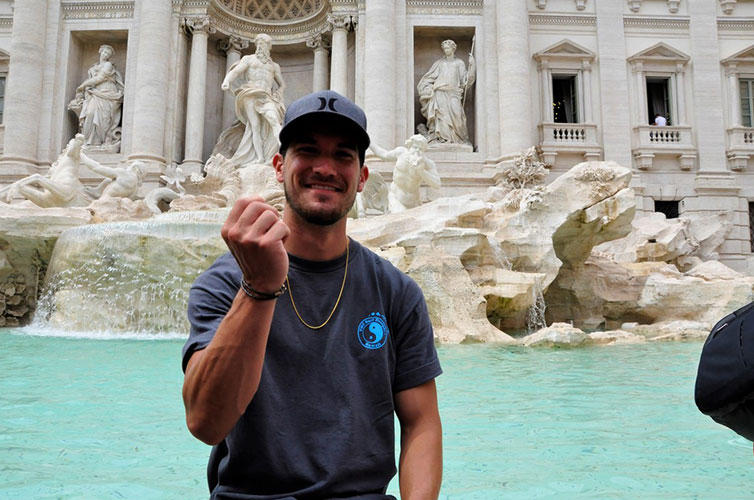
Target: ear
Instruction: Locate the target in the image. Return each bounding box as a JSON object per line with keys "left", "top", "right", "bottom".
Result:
{"left": 357, "top": 165, "right": 369, "bottom": 193}
{"left": 272, "top": 153, "right": 285, "bottom": 183}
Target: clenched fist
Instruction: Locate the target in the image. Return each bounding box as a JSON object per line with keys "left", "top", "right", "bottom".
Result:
{"left": 221, "top": 196, "right": 290, "bottom": 294}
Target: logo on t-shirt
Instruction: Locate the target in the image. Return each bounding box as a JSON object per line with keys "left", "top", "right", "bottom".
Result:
{"left": 357, "top": 312, "right": 389, "bottom": 349}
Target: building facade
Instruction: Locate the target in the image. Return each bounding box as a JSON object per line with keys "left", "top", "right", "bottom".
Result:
{"left": 0, "top": 0, "right": 753, "bottom": 269}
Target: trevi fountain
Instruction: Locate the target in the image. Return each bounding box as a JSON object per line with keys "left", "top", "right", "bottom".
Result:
{"left": 2, "top": 5, "right": 754, "bottom": 498}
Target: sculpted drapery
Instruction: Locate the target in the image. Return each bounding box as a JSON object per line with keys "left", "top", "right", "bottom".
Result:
{"left": 417, "top": 39, "right": 475, "bottom": 145}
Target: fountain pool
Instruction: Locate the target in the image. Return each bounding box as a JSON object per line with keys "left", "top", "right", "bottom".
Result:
{"left": 1, "top": 328, "right": 752, "bottom": 499}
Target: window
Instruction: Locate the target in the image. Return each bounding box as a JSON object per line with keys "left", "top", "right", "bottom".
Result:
{"left": 741, "top": 79, "right": 754, "bottom": 128}
{"left": 647, "top": 77, "right": 671, "bottom": 125}
{"left": 654, "top": 200, "right": 679, "bottom": 219}
{"left": 552, "top": 75, "right": 578, "bottom": 123}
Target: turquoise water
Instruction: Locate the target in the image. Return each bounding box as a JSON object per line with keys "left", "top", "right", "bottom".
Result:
{"left": 1, "top": 328, "right": 752, "bottom": 499}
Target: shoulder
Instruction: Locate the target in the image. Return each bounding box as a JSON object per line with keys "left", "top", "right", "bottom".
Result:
{"left": 190, "top": 253, "right": 241, "bottom": 299}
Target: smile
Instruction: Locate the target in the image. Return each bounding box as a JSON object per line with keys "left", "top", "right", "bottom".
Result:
{"left": 307, "top": 184, "right": 342, "bottom": 192}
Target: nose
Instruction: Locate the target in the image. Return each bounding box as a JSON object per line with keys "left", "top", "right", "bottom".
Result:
{"left": 310, "top": 155, "right": 338, "bottom": 177}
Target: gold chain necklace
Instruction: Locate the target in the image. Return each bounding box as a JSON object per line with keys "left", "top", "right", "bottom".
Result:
{"left": 286, "top": 239, "right": 349, "bottom": 330}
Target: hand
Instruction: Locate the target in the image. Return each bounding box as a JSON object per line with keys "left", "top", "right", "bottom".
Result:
{"left": 221, "top": 196, "right": 290, "bottom": 295}
{"left": 221, "top": 82, "right": 230, "bottom": 92}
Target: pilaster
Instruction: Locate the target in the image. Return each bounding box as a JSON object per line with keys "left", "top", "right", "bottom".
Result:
{"left": 306, "top": 34, "right": 330, "bottom": 92}
{"left": 218, "top": 36, "right": 250, "bottom": 130}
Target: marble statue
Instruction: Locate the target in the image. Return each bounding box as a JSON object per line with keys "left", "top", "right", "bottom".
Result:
{"left": 85, "top": 160, "right": 145, "bottom": 200}
{"left": 145, "top": 154, "right": 241, "bottom": 214}
{"left": 221, "top": 33, "right": 285, "bottom": 166}
{"left": 67, "top": 45, "right": 125, "bottom": 152}
{"left": 348, "top": 171, "right": 388, "bottom": 219}
{"left": 370, "top": 134, "right": 441, "bottom": 213}
{"left": 417, "top": 39, "right": 475, "bottom": 145}
{"left": 0, "top": 134, "right": 98, "bottom": 208}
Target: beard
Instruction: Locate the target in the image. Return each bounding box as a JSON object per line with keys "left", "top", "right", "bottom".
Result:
{"left": 284, "top": 183, "right": 357, "bottom": 226}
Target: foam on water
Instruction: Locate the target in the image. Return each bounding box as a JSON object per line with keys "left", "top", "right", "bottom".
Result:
{"left": 13, "top": 325, "right": 187, "bottom": 341}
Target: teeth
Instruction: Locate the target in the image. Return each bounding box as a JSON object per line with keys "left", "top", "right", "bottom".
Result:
{"left": 310, "top": 184, "right": 337, "bottom": 191}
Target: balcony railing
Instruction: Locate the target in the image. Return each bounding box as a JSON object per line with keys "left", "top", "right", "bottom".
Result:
{"left": 726, "top": 126, "right": 754, "bottom": 171}
{"left": 632, "top": 125, "right": 696, "bottom": 170}
{"left": 538, "top": 122, "right": 601, "bottom": 165}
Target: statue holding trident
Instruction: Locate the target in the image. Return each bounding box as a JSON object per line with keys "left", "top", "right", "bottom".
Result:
{"left": 417, "top": 37, "right": 476, "bottom": 145}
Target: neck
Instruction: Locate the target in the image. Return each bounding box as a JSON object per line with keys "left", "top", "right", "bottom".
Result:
{"left": 283, "top": 209, "right": 350, "bottom": 261}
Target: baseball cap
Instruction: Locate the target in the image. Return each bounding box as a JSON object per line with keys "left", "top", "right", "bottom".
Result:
{"left": 278, "top": 90, "right": 370, "bottom": 158}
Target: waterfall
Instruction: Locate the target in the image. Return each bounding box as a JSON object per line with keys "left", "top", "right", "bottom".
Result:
{"left": 526, "top": 280, "right": 547, "bottom": 334}
{"left": 31, "top": 217, "right": 227, "bottom": 335}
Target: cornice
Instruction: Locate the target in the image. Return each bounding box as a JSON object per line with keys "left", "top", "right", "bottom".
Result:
{"left": 718, "top": 19, "right": 754, "bottom": 31}
{"left": 623, "top": 16, "right": 689, "bottom": 30}
{"left": 0, "top": 17, "right": 12, "bottom": 29}
{"left": 406, "top": 0, "right": 483, "bottom": 16}
{"left": 529, "top": 14, "right": 596, "bottom": 26}
{"left": 61, "top": 1, "right": 134, "bottom": 20}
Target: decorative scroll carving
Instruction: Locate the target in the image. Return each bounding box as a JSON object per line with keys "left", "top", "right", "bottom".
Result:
{"left": 305, "top": 34, "right": 331, "bottom": 51}
{"left": 184, "top": 16, "right": 216, "bottom": 35}
{"left": 327, "top": 13, "right": 355, "bottom": 31}
{"left": 720, "top": 0, "right": 736, "bottom": 15}
{"left": 217, "top": 35, "right": 250, "bottom": 55}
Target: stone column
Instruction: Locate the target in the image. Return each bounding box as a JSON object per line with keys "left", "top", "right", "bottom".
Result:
{"left": 328, "top": 14, "right": 353, "bottom": 96}
{"left": 689, "top": 0, "right": 727, "bottom": 174}
{"left": 582, "top": 61, "right": 593, "bottom": 123}
{"left": 675, "top": 63, "right": 687, "bottom": 125}
{"left": 497, "top": 0, "right": 532, "bottom": 155}
{"left": 306, "top": 34, "right": 330, "bottom": 92}
{"left": 218, "top": 36, "right": 249, "bottom": 129}
{"left": 183, "top": 17, "right": 214, "bottom": 173}
{"left": 595, "top": 0, "right": 633, "bottom": 168}
{"left": 539, "top": 60, "right": 552, "bottom": 122}
{"left": 0, "top": 0, "right": 48, "bottom": 174}
{"left": 127, "top": 1, "right": 174, "bottom": 164}
{"left": 363, "top": 0, "right": 396, "bottom": 148}
{"left": 726, "top": 64, "right": 739, "bottom": 126}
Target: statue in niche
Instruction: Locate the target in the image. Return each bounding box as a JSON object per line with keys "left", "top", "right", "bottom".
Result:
{"left": 0, "top": 134, "right": 98, "bottom": 207}
{"left": 221, "top": 33, "right": 286, "bottom": 166}
{"left": 67, "top": 44, "right": 125, "bottom": 152}
{"left": 417, "top": 39, "right": 476, "bottom": 145}
{"left": 370, "top": 134, "right": 442, "bottom": 213}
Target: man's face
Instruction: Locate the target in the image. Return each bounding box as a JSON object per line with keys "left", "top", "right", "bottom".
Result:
{"left": 273, "top": 131, "right": 368, "bottom": 226}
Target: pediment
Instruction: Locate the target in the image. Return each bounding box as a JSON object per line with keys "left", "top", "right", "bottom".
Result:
{"left": 534, "top": 39, "right": 595, "bottom": 61}
{"left": 722, "top": 45, "right": 754, "bottom": 65}
{"left": 628, "top": 42, "right": 689, "bottom": 63}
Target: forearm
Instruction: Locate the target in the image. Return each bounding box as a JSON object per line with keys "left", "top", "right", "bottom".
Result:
{"left": 399, "top": 415, "right": 443, "bottom": 500}
{"left": 183, "top": 290, "right": 275, "bottom": 445}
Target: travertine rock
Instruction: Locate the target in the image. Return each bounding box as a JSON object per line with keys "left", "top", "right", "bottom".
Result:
{"left": 0, "top": 203, "right": 91, "bottom": 326}
{"left": 521, "top": 322, "right": 588, "bottom": 347}
{"left": 88, "top": 197, "right": 152, "bottom": 223}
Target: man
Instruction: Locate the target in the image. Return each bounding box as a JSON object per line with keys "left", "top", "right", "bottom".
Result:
{"left": 221, "top": 33, "right": 286, "bottom": 166}
{"left": 369, "top": 134, "right": 441, "bottom": 213}
{"left": 417, "top": 39, "right": 475, "bottom": 145}
{"left": 182, "top": 90, "right": 443, "bottom": 500}
{"left": 653, "top": 113, "right": 667, "bottom": 126}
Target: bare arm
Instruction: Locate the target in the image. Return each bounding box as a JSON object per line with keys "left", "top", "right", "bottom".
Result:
{"left": 369, "top": 143, "right": 400, "bottom": 162}
{"left": 182, "top": 196, "right": 290, "bottom": 445}
{"left": 222, "top": 58, "right": 248, "bottom": 92}
{"left": 273, "top": 63, "right": 286, "bottom": 99}
{"left": 395, "top": 380, "right": 443, "bottom": 500}
{"left": 419, "top": 158, "right": 441, "bottom": 189}
{"left": 80, "top": 154, "right": 118, "bottom": 179}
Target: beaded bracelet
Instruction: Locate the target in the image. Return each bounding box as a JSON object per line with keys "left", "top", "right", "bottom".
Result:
{"left": 240, "top": 278, "right": 287, "bottom": 301}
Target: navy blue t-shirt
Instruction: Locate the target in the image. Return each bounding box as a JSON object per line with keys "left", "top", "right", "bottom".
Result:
{"left": 183, "top": 239, "right": 442, "bottom": 500}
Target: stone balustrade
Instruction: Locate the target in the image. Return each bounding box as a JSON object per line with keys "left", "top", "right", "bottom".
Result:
{"left": 632, "top": 125, "right": 697, "bottom": 170}
{"left": 538, "top": 122, "right": 601, "bottom": 166}
{"left": 726, "top": 126, "right": 754, "bottom": 171}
